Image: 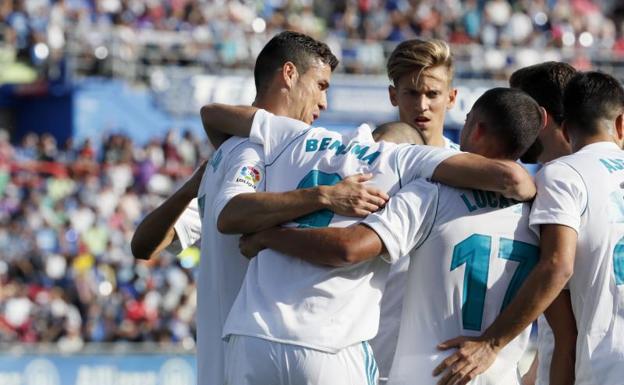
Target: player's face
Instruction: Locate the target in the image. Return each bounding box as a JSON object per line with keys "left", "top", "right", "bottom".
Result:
{"left": 289, "top": 60, "right": 332, "bottom": 125}
{"left": 389, "top": 65, "right": 457, "bottom": 143}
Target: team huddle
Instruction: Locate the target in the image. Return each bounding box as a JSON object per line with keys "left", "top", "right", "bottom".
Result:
{"left": 131, "top": 32, "right": 624, "bottom": 385}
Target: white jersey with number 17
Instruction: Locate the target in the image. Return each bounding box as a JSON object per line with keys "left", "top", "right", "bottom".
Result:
{"left": 222, "top": 109, "right": 460, "bottom": 353}
{"left": 364, "top": 180, "right": 537, "bottom": 385}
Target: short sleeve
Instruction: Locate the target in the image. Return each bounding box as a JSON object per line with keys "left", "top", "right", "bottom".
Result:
{"left": 394, "top": 144, "right": 461, "bottom": 186}
{"left": 249, "top": 109, "right": 310, "bottom": 164}
{"left": 362, "top": 179, "right": 439, "bottom": 263}
{"left": 170, "top": 199, "right": 202, "bottom": 253}
{"left": 529, "top": 161, "right": 587, "bottom": 235}
{"left": 213, "top": 142, "right": 265, "bottom": 222}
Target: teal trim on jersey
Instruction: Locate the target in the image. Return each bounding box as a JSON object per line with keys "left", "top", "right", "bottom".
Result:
{"left": 210, "top": 149, "right": 223, "bottom": 171}
{"left": 370, "top": 343, "right": 378, "bottom": 384}
{"left": 362, "top": 342, "right": 373, "bottom": 385}
{"left": 558, "top": 160, "right": 589, "bottom": 217}
{"left": 295, "top": 170, "right": 342, "bottom": 228}
{"left": 265, "top": 128, "right": 313, "bottom": 167}
{"left": 614, "top": 237, "right": 624, "bottom": 285}
{"left": 498, "top": 238, "right": 539, "bottom": 311}
{"left": 451, "top": 234, "right": 492, "bottom": 331}
{"left": 197, "top": 195, "right": 206, "bottom": 218}
{"left": 362, "top": 342, "right": 377, "bottom": 385}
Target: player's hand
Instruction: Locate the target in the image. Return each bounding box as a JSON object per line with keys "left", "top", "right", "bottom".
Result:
{"left": 181, "top": 160, "right": 208, "bottom": 198}
{"left": 432, "top": 336, "right": 499, "bottom": 385}
{"left": 239, "top": 232, "right": 266, "bottom": 259}
{"left": 320, "top": 173, "right": 389, "bottom": 217}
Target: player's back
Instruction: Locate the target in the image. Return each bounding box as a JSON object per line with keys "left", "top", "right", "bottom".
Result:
{"left": 223, "top": 112, "right": 455, "bottom": 353}
{"left": 547, "top": 142, "right": 624, "bottom": 385}
{"left": 389, "top": 183, "right": 538, "bottom": 385}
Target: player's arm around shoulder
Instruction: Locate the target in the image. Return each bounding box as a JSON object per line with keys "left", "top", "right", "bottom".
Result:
{"left": 200, "top": 103, "right": 258, "bottom": 148}
{"left": 239, "top": 224, "right": 385, "bottom": 267}
{"left": 218, "top": 173, "right": 389, "bottom": 235}
{"left": 239, "top": 178, "right": 439, "bottom": 268}
{"left": 431, "top": 153, "right": 536, "bottom": 201}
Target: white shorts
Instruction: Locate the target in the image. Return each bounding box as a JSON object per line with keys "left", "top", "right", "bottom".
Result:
{"left": 224, "top": 335, "right": 379, "bottom": 385}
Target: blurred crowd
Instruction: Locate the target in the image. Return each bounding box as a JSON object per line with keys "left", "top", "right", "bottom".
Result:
{"left": 1, "top": 0, "right": 623, "bottom": 80}
{"left": 0, "top": 129, "right": 211, "bottom": 350}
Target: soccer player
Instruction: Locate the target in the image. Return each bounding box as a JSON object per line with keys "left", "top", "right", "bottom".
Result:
{"left": 199, "top": 96, "right": 536, "bottom": 384}
{"left": 131, "top": 31, "right": 389, "bottom": 385}
{"left": 373, "top": 39, "right": 461, "bottom": 381}
{"left": 238, "top": 87, "right": 544, "bottom": 385}
{"left": 529, "top": 71, "right": 624, "bottom": 385}
{"left": 510, "top": 62, "right": 575, "bottom": 165}
{"left": 386, "top": 38, "right": 459, "bottom": 149}
{"left": 433, "top": 71, "right": 624, "bottom": 385}
{"left": 509, "top": 61, "right": 577, "bottom": 385}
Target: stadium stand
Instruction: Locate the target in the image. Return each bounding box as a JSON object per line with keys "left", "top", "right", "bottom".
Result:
{"left": 0, "top": 129, "right": 208, "bottom": 350}
{"left": 1, "top": 0, "right": 624, "bottom": 83}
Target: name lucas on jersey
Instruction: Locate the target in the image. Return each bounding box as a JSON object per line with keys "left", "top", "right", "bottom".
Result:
{"left": 305, "top": 138, "right": 381, "bottom": 165}
{"left": 461, "top": 190, "right": 520, "bottom": 212}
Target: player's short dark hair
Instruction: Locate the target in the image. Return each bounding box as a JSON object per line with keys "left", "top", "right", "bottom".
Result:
{"left": 563, "top": 71, "right": 624, "bottom": 136}
{"left": 509, "top": 62, "right": 576, "bottom": 163}
{"left": 472, "top": 88, "right": 543, "bottom": 159}
{"left": 254, "top": 31, "right": 339, "bottom": 93}
{"left": 509, "top": 61, "right": 576, "bottom": 126}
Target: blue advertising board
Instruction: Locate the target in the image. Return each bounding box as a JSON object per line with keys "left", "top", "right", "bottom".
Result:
{"left": 0, "top": 354, "right": 195, "bottom": 385}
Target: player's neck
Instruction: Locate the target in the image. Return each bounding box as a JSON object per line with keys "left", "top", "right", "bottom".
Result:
{"left": 424, "top": 133, "right": 446, "bottom": 148}
{"left": 571, "top": 134, "right": 619, "bottom": 152}
{"left": 538, "top": 123, "right": 572, "bottom": 163}
{"left": 253, "top": 94, "right": 289, "bottom": 117}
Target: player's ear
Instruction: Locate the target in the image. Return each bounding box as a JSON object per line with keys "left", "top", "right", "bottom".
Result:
{"left": 614, "top": 112, "right": 624, "bottom": 147}
{"left": 473, "top": 122, "right": 486, "bottom": 141}
{"left": 388, "top": 85, "right": 398, "bottom": 107}
{"left": 282, "top": 62, "right": 298, "bottom": 90}
{"left": 538, "top": 107, "right": 548, "bottom": 131}
{"left": 561, "top": 120, "right": 571, "bottom": 144}
{"left": 447, "top": 88, "right": 458, "bottom": 110}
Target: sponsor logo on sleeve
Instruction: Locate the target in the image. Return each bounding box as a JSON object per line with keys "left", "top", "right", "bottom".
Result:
{"left": 235, "top": 165, "right": 263, "bottom": 189}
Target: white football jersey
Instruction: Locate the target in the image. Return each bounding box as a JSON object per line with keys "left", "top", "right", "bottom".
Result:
{"left": 173, "top": 136, "right": 265, "bottom": 385}
{"left": 370, "top": 136, "right": 460, "bottom": 381}
{"left": 364, "top": 179, "right": 537, "bottom": 385}
{"left": 530, "top": 141, "right": 624, "bottom": 385}
{"left": 223, "top": 109, "right": 460, "bottom": 352}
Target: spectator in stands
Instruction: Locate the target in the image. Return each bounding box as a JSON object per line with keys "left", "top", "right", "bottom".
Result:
{"left": 0, "top": 130, "right": 205, "bottom": 349}
{"left": 1, "top": 0, "right": 622, "bottom": 78}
